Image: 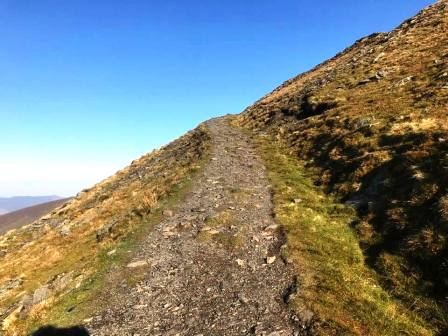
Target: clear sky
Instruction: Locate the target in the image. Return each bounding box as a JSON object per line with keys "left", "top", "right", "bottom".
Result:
{"left": 1, "top": 0, "right": 435, "bottom": 197}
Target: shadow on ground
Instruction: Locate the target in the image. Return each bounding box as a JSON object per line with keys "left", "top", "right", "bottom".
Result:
{"left": 30, "top": 325, "right": 90, "bottom": 336}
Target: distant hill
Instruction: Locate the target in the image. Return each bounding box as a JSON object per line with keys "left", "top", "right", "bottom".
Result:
{"left": 0, "top": 198, "right": 71, "bottom": 235}
{"left": 0, "top": 196, "right": 62, "bottom": 214}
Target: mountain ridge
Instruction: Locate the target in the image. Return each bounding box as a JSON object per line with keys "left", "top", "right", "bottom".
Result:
{"left": 0, "top": 125, "right": 211, "bottom": 335}
{"left": 0, "top": 196, "right": 62, "bottom": 215}
{"left": 0, "top": 199, "right": 71, "bottom": 235}
{"left": 236, "top": 0, "right": 448, "bottom": 331}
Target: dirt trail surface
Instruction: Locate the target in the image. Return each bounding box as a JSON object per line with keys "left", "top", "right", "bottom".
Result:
{"left": 88, "top": 118, "right": 300, "bottom": 336}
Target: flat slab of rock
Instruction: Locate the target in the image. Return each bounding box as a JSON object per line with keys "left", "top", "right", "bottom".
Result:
{"left": 32, "top": 285, "right": 50, "bottom": 305}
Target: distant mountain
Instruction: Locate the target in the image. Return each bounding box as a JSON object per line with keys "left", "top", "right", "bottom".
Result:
{"left": 0, "top": 196, "right": 62, "bottom": 214}
{"left": 0, "top": 198, "right": 71, "bottom": 235}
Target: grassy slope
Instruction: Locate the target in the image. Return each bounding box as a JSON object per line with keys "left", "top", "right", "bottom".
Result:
{"left": 0, "top": 125, "right": 211, "bottom": 335}
{"left": 236, "top": 0, "right": 448, "bottom": 331}
{"left": 26, "top": 175, "right": 200, "bottom": 333}
{"left": 252, "top": 131, "right": 433, "bottom": 335}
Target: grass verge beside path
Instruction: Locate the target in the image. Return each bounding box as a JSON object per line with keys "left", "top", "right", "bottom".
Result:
{"left": 252, "top": 133, "right": 434, "bottom": 336}
{"left": 26, "top": 176, "right": 199, "bottom": 333}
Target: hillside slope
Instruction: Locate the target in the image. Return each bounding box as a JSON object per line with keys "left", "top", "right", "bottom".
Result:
{"left": 0, "top": 199, "right": 71, "bottom": 235}
{"left": 0, "top": 126, "right": 210, "bottom": 335}
{"left": 237, "top": 0, "right": 448, "bottom": 330}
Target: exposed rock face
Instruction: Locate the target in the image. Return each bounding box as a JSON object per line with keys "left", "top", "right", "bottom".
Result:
{"left": 237, "top": 0, "right": 448, "bottom": 328}
{"left": 0, "top": 279, "right": 22, "bottom": 300}
{"left": 32, "top": 286, "right": 50, "bottom": 306}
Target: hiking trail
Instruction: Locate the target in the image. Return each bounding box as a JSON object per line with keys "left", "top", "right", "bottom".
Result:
{"left": 88, "top": 118, "right": 300, "bottom": 336}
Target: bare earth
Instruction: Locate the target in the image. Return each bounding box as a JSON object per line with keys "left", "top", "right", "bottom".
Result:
{"left": 88, "top": 118, "right": 301, "bottom": 336}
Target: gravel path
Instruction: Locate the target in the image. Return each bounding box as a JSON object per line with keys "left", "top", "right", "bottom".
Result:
{"left": 88, "top": 117, "right": 300, "bottom": 336}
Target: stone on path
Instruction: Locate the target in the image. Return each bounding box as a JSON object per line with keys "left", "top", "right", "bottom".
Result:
{"left": 266, "top": 256, "right": 276, "bottom": 264}
{"left": 126, "top": 260, "right": 148, "bottom": 268}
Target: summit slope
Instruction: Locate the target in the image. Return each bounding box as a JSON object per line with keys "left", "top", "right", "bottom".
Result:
{"left": 237, "top": 0, "right": 448, "bottom": 332}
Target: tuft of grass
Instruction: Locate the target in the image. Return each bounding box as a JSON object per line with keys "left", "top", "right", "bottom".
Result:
{"left": 204, "top": 211, "right": 237, "bottom": 228}
{"left": 254, "top": 134, "right": 434, "bottom": 336}
{"left": 229, "top": 187, "right": 252, "bottom": 203}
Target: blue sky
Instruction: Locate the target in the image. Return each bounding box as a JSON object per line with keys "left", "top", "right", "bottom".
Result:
{"left": 0, "top": 0, "right": 435, "bottom": 197}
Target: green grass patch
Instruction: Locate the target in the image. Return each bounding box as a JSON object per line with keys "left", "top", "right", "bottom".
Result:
{"left": 254, "top": 134, "right": 434, "bottom": 336}
{"left": 204, "top": 211, "right": 238, "bottom": 229}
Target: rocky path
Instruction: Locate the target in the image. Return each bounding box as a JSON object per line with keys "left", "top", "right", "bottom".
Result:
{"left": 88, "top": 118, "right": 300, "bottom": 336}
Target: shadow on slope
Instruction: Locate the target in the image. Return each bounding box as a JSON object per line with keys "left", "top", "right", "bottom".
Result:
{"left": 30, "top": 325, "right": 89, "bottom": 336}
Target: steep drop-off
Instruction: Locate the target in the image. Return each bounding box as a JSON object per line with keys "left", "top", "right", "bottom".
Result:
{"left": 0, "top": 199, "right": 71, "bottom": 235}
